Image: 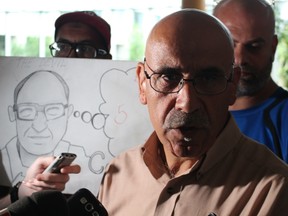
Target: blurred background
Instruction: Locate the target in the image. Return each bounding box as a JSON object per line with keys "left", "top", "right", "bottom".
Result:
{"left": 0, "top": 0, "right": 287, "bottom": 87}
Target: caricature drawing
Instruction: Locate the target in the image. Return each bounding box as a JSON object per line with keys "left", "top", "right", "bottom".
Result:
{"left": 0, "top": 57, "right": 153, "bottom": 194}
{"left": 1, "top": 70, "right": 101, "bottom": 190}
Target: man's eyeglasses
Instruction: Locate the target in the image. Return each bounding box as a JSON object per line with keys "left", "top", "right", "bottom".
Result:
{"left": 144, "top": 58, "right": 233, "bottom": 95}
{"left": 13, "top": 103, "right": 68, "bottom": 121}
{"left": 49, "top": 42, "right": 108, "bottom": 58}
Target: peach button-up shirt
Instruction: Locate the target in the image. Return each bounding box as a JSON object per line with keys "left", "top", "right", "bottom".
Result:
{"left": 98, "top": 117, "right": 288, "bottom": 216}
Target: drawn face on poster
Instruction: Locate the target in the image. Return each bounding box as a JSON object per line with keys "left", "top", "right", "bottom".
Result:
{"left": 8, "top": 70, "right": 74, "bottom": 155}
{"left": 0, "top": 57, "right": 152, "bottom": 194}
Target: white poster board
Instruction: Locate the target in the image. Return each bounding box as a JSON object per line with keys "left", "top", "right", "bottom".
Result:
{"left": 0, "top": 57, "right": 153, "bottom": 195}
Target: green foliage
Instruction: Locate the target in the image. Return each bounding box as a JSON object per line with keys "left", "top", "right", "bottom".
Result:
{"left": 7, "top": 36, "right": 53, "bottom": 57}
{"left": 0, "top": 36, "right": 4, "bottom": 56}
{"left": 275, "top": 5, "right": 288, "bottom": 88}
{"left": 129, "top": 23, "right": 145, "bottom": 61}
{"left": 11, "top": 36, "right": 39, "bottom": 56}
{"left": 276, "top": 22, "right": 288, "bottom": 88}
{"left": 45, "top": 36, "right": 53, "bottom": 57}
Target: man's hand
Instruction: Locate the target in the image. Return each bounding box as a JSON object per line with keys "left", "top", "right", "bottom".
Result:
{"left": 18, "top": 156, "right": 80, "bottom": 198}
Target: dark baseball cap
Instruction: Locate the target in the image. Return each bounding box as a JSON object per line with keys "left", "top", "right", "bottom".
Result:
{"left": 54, "top": 11, "right": 111, "bottom": 52}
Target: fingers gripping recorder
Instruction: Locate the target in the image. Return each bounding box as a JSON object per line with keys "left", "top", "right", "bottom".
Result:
{"left": 43, "top": 153, "right": 77, "bottom": 173}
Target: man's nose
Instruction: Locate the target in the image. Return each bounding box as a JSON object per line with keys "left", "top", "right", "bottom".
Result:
{"left": 68, "top": 48, "right": 78, "bottom": 58}
{"left": 234, "top": 45, "right": 248, "bottom": 66}
{"left": 32, "top": 112, "right": 48, "bottom": 132}
{"left": 175, "top": 81, "right": 201, "bottom": 113}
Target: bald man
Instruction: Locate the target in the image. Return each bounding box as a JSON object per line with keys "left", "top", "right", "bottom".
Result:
{"left": 214, "top": 0, "right": 288, "bottom": 162}
{"left": 98, "top": 9, "right": 288, "bottom": 216}
{"left": 1, "top": 70, "right": 88, "bottom": 191}
{"left": 0, "top": 71, "right": 81, "bottom": 208}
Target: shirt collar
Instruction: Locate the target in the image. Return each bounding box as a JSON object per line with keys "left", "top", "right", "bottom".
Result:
{"left": 198, "top": 115, "right": 242, "bottom": 176}
{"left": 141, "top": 115, "right": 242, "bottom": 180}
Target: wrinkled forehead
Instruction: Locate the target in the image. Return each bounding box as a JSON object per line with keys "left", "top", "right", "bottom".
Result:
{"left": 146, "top": 10, "right": 234, "bottom": 69}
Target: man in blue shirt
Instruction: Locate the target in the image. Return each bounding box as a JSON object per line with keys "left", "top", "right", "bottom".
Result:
{"left": 214, "top": 0, "right": 288, "bottom": 162}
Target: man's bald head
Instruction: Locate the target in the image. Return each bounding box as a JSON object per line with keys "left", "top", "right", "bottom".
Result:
{"left": 214, "top": 0, "right": 275, "bottom": 34}
{"left": 137, "top": 9, "right": 239, "bottom": 160}
{"left": 145, "top": 9, "right": 234, "bottom": 67}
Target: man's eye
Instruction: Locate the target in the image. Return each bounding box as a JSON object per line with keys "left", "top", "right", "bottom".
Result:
{"left": 205, "top": 74, "right": 218, "bottom": 80}
{"left": 78, "top": 45, "right": 94, "bottom": 52}
{"left": 197, "top": 74, "right": 222, "bottom": 82}
{"left": 78, "top": 46, "right": 88, "bottom": 52}
{"left": 46, "top": 106, "right": 61, "bottom": 116}
{"left": 247, "top": 42, "right": 263, "bottom": 51}
{"left": 18, "top": 107, "right": 34, "bottom": 118}
{"left": 58, "top": 44, "right": 69, "bottom": 51}
{"left": 251, "top": 42, "right": 261, "bottom": 47}
{"left": 159, "top": 73, "right": 182, "bottom": 82}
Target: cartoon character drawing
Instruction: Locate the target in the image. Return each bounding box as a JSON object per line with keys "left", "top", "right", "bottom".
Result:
{"left": 0, "top": 58, "right": 152, "bottom": 194}
{"left": 0, "top": 70, "right": 105, "bottom": 192}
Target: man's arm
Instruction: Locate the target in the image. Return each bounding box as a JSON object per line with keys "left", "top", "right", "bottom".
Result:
{"left": 0, "top": 156, "right": 80, "bottom": 209}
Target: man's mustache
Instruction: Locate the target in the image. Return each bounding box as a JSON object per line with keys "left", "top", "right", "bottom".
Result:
{"left": 164, "top": 109, "right": 209, "bottom": 129}
{"left": 236, "top": 65, "right": 254, "bottom": 74}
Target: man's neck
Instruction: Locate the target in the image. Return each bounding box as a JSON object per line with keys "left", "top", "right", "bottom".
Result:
{"left": 229, "top": 80, "right": 279, "bottom": 110}
{"left": 18, "top": 142, "right": 52, "bottom": 167}
{"left": 160, "top": 145, "right": 199, "bottom": 178}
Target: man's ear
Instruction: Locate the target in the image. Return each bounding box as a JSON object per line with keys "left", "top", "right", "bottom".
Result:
{"left": 8, "top": 105, "right": 16, "bottom": 122}
{"left": 136, "top": 62, "right": 147, "bottom": 105}
{"left": 271, "top": 34, "right": 278, "bottom": 62}
{"left": 67, "top": 104, "right": 74, "bottom": 117}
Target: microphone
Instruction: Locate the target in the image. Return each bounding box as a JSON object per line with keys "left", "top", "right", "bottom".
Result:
{"left": 0, "top": 190, "right": 69, "bottom": 216}
{"left": 67, "top": 188, "right": 108, "bottom": 216}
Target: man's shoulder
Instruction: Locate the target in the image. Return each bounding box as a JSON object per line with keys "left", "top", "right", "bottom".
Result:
{"left": 107, "top": 144, "right": 144, "bottom": 169}
{"left": 268, "top": 87, "right": 288, "bottom": 117}
{"left": 276, "top": 87, "right": 288, "bottom": 96}
{"left": 113, "top": 144, "right": 143, "bottom": 161}
{"left": 273, "top": 87, "right": 288, "bottom": 103}
{"left": 239, "top": 136, "right": 288, "bottom": 177}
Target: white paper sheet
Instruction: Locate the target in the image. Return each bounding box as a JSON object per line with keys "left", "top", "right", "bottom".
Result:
{"left": 0, "top": 57, "right": 153, "bottom": 195}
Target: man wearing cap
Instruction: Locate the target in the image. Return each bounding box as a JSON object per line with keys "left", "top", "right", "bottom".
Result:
{"left": 49, "top": 11, "right": 112, "bottom": 59}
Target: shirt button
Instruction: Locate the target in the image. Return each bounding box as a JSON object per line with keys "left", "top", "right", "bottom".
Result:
{"left": 167, "top": 187, "right": 174, "bottom": 194}
{"left": 196, "top": 172, "right": 202, "bottom": 180}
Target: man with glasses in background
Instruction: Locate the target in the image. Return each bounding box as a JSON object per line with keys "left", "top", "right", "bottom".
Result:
{"left": 49, "top": 11, "right": 112, "bottom": 59}
{"left": 97, "top": 9, "right": 288, "bottom": 215}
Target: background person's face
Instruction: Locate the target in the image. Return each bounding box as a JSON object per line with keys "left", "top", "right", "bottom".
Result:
{"left": 215, "top": 5, "right": 277, "bottom": 96}
{"left": 15, "top": 72, "right": 70, "bottom": 155}
{"left": 56, "top": 22, "right": 110, "bottom": 59}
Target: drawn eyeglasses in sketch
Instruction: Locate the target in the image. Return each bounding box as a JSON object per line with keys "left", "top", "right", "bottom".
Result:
{"left": 1, "top": 70, "right": 107, "bottom": 190}
{"left": 14, "top": 103, "right": 69, "bottom": 121}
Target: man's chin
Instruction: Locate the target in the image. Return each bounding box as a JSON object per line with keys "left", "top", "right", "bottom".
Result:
{"left": 172, "top": 142, "right": 204, "bottom": 158}
{"left": 23, "top": 143, "right": 55, "bottom": 155}
{"left": 236, "top": 81, "right": 260, "bottom": 97}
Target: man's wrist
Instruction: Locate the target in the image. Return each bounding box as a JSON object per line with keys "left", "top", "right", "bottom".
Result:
{"left": 10, "top": 181, "right": 22, "bottom": 203}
